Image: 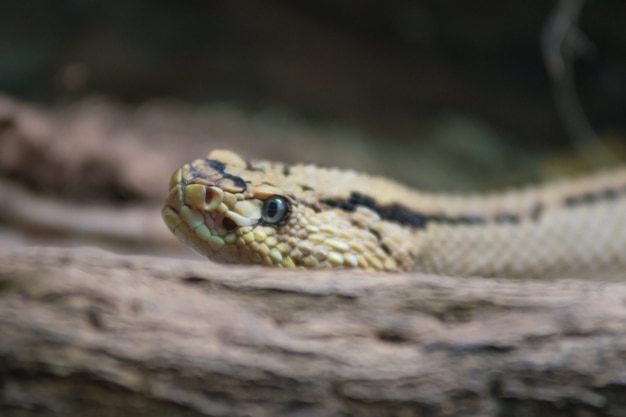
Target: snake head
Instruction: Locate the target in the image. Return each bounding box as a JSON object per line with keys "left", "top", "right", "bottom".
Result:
{"left": 162, "top": 149, "right": 406, "bottom": 270}
{"left": 163, "top": 149, "right": 296, "bottom": 266}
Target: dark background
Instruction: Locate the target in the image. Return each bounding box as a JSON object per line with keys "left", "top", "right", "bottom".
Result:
{"left": 1, "top": 0, "right": 625, "bottom": 188}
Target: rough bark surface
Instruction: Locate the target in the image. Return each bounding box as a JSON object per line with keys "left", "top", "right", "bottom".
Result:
{"left": 1, "top": 246, "right": 625, "bottom": 417}
{"left": 1, "top": 95, "right": 626, "bottom": 417}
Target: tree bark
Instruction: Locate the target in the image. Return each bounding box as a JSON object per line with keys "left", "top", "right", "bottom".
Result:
{"left": 1, "top": 246, "right": 625, "bottom": 417}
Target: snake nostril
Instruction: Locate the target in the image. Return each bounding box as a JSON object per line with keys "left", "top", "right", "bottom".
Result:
{"left": 222, "top": 217, "right": 237, "bottom": 231}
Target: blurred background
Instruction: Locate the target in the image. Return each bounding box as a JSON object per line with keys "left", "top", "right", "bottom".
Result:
{"left": 0, "top": 0, "right": 625, "bottom": 255}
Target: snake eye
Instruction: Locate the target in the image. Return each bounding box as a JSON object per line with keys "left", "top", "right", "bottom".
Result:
{"left": 261, "top": 196, "right": 291, "bottom": 225}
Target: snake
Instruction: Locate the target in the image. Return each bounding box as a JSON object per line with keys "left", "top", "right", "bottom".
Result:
{"left": 162, "top": 149, "right": 626, "bottom": 278}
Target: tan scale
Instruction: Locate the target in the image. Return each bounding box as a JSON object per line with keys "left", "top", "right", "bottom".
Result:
{"left": 162, "top": 149, "right": 626, "bottom": 278}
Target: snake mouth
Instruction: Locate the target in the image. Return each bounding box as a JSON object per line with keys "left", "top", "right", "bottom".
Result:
{"left": 164, "top": 186, "right": 254, "bottom": 234}
{"left": 162, "top": 198, "right": 240, "bottom": 262}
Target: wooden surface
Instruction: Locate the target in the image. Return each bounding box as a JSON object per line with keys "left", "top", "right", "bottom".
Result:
{"left": 1, "top": 246, "right": 626, "bottom": 417}
{"left": 1, "top": 95, "right": 626, "bottom": 416}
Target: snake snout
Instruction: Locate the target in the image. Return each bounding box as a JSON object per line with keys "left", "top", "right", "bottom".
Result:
{"left": 182, "top": 184, "right": 223, "bottom": 212}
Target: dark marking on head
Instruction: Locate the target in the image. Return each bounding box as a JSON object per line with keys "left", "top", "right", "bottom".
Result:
{"left": 208, "top": 159, "right": 226, "bottom": 173}
{"left": 283, "top": 166, "right": 291, "bottom": 176}
{"left": 185, "top": 164, "right": 202, "bottom": 183}
{"left": 220, "top": 173, "right": 248, "bottom": 191}
{"left": 301, "top": 185, "right": 314, "bottom": 192}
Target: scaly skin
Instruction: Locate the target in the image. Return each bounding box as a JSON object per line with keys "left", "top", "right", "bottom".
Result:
{"left": 163, "top": 149, "right": 626, "bottom": 278}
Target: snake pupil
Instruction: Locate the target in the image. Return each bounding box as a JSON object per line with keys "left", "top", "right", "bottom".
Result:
{"left": 267, "top": 201, "right": 278, "bottom": 217}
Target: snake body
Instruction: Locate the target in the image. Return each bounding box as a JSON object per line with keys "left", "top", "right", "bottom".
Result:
{"left": 162, "top": 149, "right": 626, "bottom": 278}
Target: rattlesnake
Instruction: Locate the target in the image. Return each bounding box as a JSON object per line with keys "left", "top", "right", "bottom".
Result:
{"left": 162, "top": 149, "right": 626, "bottom": 278}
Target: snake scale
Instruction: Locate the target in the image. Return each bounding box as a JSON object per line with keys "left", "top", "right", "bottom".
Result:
{"left": 162, "top": 149, "right": 626, "bottom": 278}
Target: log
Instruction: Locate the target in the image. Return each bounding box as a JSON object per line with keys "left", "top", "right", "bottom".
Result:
{"left": 1, "top": 246, "right": 625, "bottom": 417}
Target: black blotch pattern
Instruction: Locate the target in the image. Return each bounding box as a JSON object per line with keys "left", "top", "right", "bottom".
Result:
{"left": 379, "top": 204, "right": 430, "bottom": 228}
{"left": 322, "top": 192, "right": 429, "bottom": 229}
{"left": 563, "top": 186, "right": 625, "bottom": 207}
{"left": 221, "top": 173, "right": 248, "bottom": 191}
{"left": 208, "top": 159, "right": 226, "bottom": 173}
{"left": 301, "top": 185, "right": 314, "bottom": 191}
{"left": 494, "top": 214, "right": 520, "bottom": 224}
{"left": 186, "top": 164, "right": 201, "bottom": 182}
{"left": 426, "top": 214, "right": 485, "bottom": 226}
{"left": 319, "top": 191, "right": 528, "bottom": 228}
{"left": 206, "top": 158, "right": 248, "bottom": 191}
{"left": 283, "top": 166, "right": 291, "bottom": 176}
{"left": 321, "top": 191, "right": 561, "bottom": 229}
